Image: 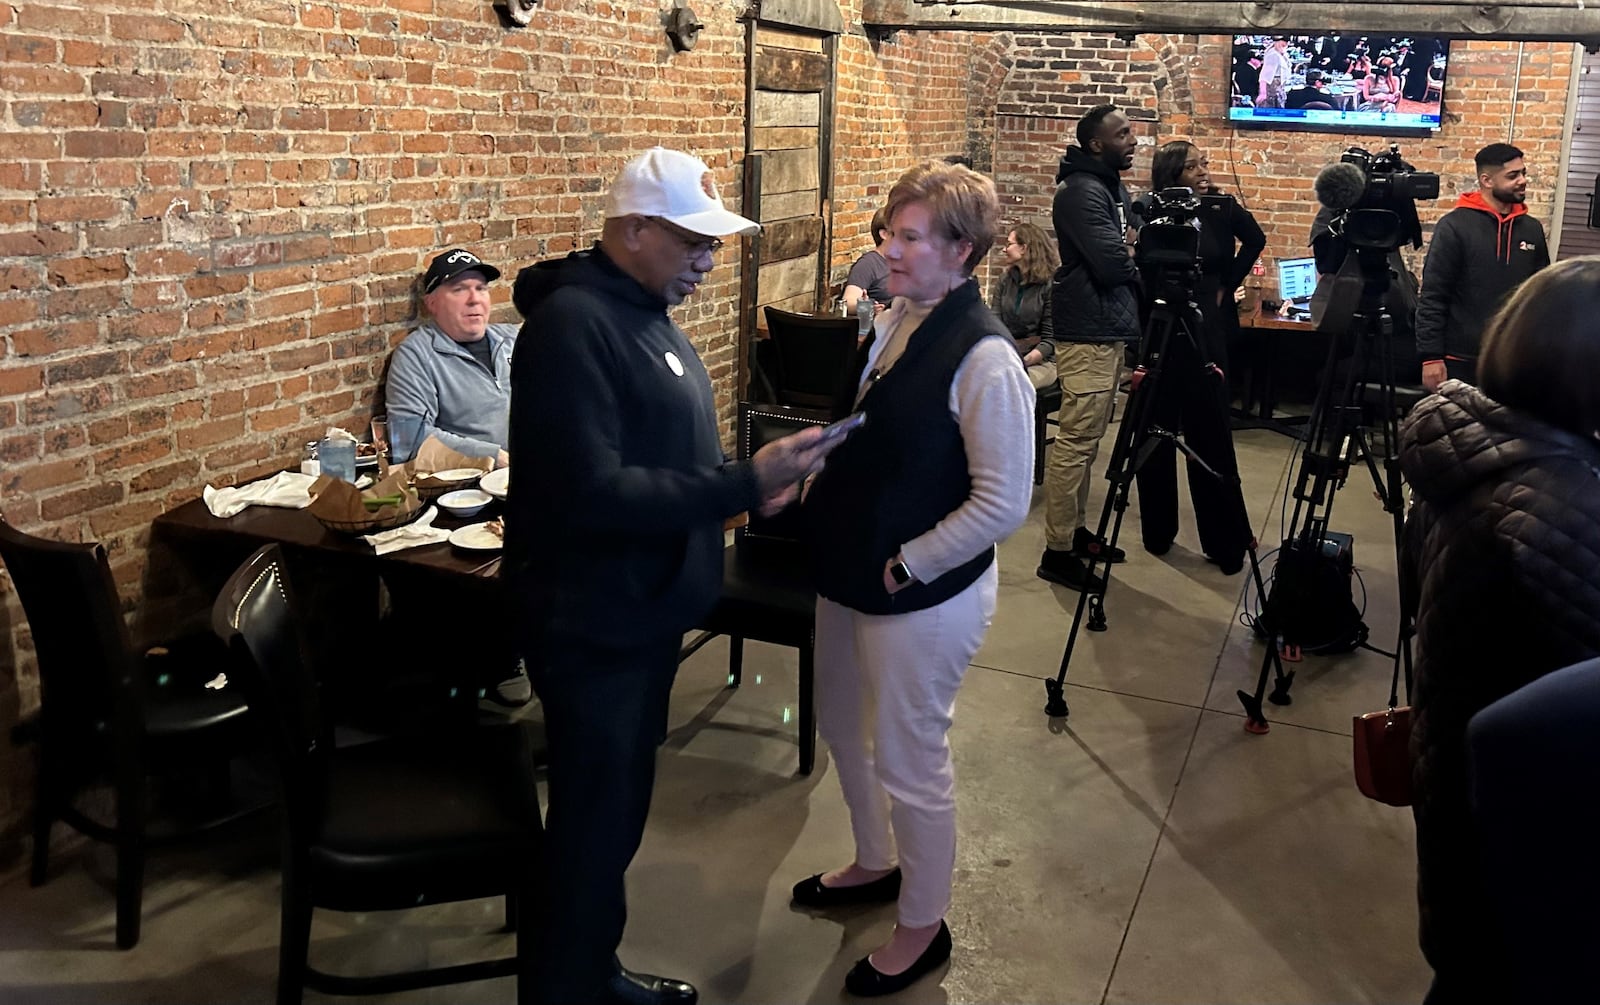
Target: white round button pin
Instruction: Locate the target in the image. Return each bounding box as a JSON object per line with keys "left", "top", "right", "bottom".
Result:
{"left": 664, "top": 351, "right": 685, "bottom": 377}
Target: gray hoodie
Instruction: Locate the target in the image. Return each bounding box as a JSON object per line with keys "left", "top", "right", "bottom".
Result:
{"left": 385, "top": 321, "right": 517, "bottom": 461}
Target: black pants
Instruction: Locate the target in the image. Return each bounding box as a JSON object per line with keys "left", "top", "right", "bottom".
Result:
{"left": 527, "top": 633, "right": 681, "bottom": 1004}
{"left": 1134, "top": 320, "right": 1253, "bottom": 565}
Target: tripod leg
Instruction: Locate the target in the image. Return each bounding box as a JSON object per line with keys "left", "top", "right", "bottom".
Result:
{"left": 1237, "top": 540, "right": 1295, "bottom": 732}
{"left": 1046, "top": 313, "right": 1176, "bottom": 717}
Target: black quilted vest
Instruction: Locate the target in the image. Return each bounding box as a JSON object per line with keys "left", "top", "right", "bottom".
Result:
{"left": 804, "top": 280, "right": 1004, "bottom": 615}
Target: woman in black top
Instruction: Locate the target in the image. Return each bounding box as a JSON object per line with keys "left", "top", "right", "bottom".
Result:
{"left": 1132, "top": 140, "right": 1262, "bottom": 572}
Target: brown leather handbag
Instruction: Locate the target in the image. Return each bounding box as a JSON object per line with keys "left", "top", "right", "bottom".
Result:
{"left": 1354, "top": 647, "right": 1414, "bottom": 806}
{"left": 1353, "top": 704, "right": 1413, "bottom": 806}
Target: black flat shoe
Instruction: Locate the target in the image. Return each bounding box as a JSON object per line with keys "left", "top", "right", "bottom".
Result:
{"left": 844, "top": 921, "right": 953, "bottom": 997}
{"left": 791, "top": 868, "right": 901, "bottom": 908}
{"left": 605, "top": 968, "right": 698, "bottom": 1005}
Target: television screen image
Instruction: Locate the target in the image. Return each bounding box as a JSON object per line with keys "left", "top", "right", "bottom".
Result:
{"left": 1230, "top": 34, "right": 1450, "bottom": 134}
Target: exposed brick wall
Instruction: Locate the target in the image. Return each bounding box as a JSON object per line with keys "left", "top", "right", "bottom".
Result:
{"left": 829, "top": 26, "right": 975, "bottom": 287}
{"left": 975, "top": 32, "right": 1575, "bottom": 291}
{"left": 0, "top": 0, "right": 937, "bottom": 869}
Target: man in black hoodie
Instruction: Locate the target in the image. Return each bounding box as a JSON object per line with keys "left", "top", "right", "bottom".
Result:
{"left": 1415, "top": 142, "right": 1549, "bottom": 391}
{"left": 1038, "top": 104, "right": 1141, "bottom": 592}
{"left": 507, "top": 147, "right": 838, "bottom": 1005}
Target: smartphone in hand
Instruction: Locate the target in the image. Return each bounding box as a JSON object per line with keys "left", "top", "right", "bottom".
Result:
{"left": 818, "top": 411, "right": 867, "bottom": 446}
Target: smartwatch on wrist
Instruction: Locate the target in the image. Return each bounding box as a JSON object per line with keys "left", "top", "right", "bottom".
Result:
{"left": 890, "top": 559, "right": 915, "bottom": 586}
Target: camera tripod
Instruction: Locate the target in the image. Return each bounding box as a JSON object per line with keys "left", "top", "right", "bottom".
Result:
{"left": 1236, "top": 238, "right": 1415, "bottom": 732}
{"left": 1045, "top": 254, "right": 1273, "bottom": 719}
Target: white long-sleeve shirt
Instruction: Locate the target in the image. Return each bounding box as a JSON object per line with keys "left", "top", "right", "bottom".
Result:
{"left": 860, "top": 297, "right": 1037, "bottom": 584}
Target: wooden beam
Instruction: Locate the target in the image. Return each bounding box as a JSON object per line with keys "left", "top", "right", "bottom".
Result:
{"left": 755, "top": 47, "right": 832, "bottom": 92}
{"left": 861, "top": 0, "right": 1600, "bottom": 46}
{"left": 759, "top": 216, "right": 825, "bottom": 264}
{"left": 755, "top": 0, "right": 845, "bottom": 36}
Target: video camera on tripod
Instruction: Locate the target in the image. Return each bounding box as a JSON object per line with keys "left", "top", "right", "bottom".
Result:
{"left": 1237, "top": 145, "right": 1442, "bottom": 731}
{"left": 1132, "top": 186, "right": 1204, "bottom": 270}
{"left": 1314, "top": 143, "right": 1440, "bottom": 252}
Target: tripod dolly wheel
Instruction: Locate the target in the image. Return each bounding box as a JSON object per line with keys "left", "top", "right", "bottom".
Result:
{"left": 1044, "top": 678, "right": 1070, "bottom": 718}
{"left": 1086, "top": 592, "right": 1108, "bottom": 632}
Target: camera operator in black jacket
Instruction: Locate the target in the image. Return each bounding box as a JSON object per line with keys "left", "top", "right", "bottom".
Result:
{"left": 1037, "top": 104, "right": 1141, "bottom": 593}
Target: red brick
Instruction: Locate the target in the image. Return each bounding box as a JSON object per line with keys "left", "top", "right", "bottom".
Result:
{"left": 176, "top": 416, "right": 246, "bottom": 450}
{"left": 0, "top": 433, "right": 41, "bottom": 464}
{"left": 0, "top": 229, "right": 77, "bottom": 258}
{"left": 129, "top": 458, "right": 200, "bottom": 494}
{"left": 47, "top": 253, "right": 129, "bottom": 287}
{"left": 0, "top": 364, "right": 45, "bottom": 397}
{"left": 124, "top": 368, "right": 198, "bottom": 399}
{"left": 40, "top": 481, "right": 124, "bottom": 521}
{"left": 1, "top": 456, "right": 90, "bottom": 495}
{"left": 35, "top": 195, "right": 121, "bottom": 225}
{"left": 1, "top": 64, "right": 85, "bottom": 95}
{"left": 87, "top": 415, "right": 130, "bottom": 444}
{"left": 18, "top": 6, "right": 108, "bottom": 34}
{"left": 45, "top": 350, "right": 127, "bottom": 385}
{"left": 251, "top": 404, "right": 302, "bottom": 431}
{"left": 63, "top": 130, "right": 146, "bottom": 158}
{"left": 12, "top": 322, "right": 99, "bottom": 358}
{"left": 268, "top": 342, "right": 330, "bottom": 371}
{"left": 93, "top": 434, "right": 173, "bottom": 472}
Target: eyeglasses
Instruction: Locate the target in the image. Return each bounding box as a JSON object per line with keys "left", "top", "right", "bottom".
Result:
{"left": 646, "top": 217, "right": 724, "bottom": 258}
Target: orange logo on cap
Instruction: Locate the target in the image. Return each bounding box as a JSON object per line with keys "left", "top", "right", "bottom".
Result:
{"left": 700, "top": 171, "right": 718, "bottom": 200}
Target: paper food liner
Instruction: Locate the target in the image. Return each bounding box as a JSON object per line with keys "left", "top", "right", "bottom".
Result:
{"left": 406, "top": 436, "right": 495, "bottom": 489}
{"left": 307, "top": 469, "right": 423, "bottom": 527}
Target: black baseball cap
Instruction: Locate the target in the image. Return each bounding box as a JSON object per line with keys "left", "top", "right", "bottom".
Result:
{"left": 423, "top": 249, "right": 501, "bottom": 293}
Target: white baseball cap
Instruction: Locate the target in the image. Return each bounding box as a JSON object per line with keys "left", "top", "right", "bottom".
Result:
{"left": 604, "top": 147, "right": 760, "bottom": 238}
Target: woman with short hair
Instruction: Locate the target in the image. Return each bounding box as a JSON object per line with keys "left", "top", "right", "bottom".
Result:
{"left": 795, "top": 161, "right": 1035, "bottom": 998}
{"left": 1401, "top": 256, "right": 1600, "bottom": 1003}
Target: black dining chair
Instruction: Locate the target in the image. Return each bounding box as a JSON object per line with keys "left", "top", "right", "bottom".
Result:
{"left": 213, "top": 544, "right": 541, "bottom": 1005}
{"left": 0, "top": 512, "right": 254, "bottom": 950}
{"left": 1034, "top": 382, "right": 1061, "bottom": 484}
{"left": 763, "top": 306, "right": 861, "bottom": 416}
{"left": 680, "top": 403, "right": 824, "bottom": 775}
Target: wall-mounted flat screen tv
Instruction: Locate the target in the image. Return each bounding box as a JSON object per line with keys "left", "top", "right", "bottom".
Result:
{"left": 1229, "top": 34, "right": 1451, "bottom": 134}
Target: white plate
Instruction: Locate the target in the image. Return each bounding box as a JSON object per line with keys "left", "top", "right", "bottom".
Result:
{"left": 356, "top": 453, "right": 380, "bottom": 469}
{"left": 448, "top": 523, "right": 503, "bottom": 551}
{"left": 479, "top": 467, "right": 510, "bottom": 499}
{"left": 427, "top": 467, "right": 483, "bottom": 483}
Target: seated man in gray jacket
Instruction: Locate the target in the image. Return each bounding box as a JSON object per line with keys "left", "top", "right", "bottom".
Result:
{"left": 386, "top": 248, "right": 516, "bottom": 465}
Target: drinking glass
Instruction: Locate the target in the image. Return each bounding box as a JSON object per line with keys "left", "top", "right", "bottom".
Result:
{"left": 370, "top": 415, "right": 389, "bottom": 456}
{"left": 319, "top": 437, "right": 358, "bottom": 483}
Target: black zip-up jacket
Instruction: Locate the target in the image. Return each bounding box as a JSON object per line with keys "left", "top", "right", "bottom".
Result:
{"left": 1414, "top": 193, "right": 1549, "bottom": 364}
{"left": 1050, "top": 146, "right": 1140, "bottom": 345}
{"left": 505, "top": 246, "right": 761, "bottom": 650}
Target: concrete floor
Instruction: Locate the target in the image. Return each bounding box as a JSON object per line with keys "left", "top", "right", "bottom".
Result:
{"left": 0, "top": 422, "right": 1431, "bottom": 1004}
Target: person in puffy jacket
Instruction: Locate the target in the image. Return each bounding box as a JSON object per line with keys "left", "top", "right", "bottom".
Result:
{"left": 1399, "top": 256, "right": 1600, "bottom": 1004}
{"left": 1038, "top": 103, "right": 1141, "bottom": 593}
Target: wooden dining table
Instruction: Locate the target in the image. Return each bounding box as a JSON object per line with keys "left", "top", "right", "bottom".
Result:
{"left": 150, "top": 482, "right": 513, "bottom": 719}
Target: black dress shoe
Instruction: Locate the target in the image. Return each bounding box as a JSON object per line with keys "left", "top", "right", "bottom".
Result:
{"left": 604, "top": 968, "right": 698, "bottom": 1005}
{"left": 791, "top": 868, "right": 901, "bottom": 908}
{"left": 844, "top": 921, "right": 953, "bottom": 997}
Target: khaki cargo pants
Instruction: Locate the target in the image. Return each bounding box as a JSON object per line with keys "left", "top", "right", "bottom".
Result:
{"left": 1043, "top": 341, "right": 1124, "bottom": 550}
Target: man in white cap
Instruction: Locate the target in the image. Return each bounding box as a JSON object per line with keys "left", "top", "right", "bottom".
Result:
{"left": 505, "top": 148, "right": 840, "bottom": 1005}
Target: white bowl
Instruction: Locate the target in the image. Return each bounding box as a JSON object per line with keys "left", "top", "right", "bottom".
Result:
{"left": 427, "top": 467, "right": 483, "bottom": 484}
{"left": 437, "top": 489, "right": 492, "bottom": 518}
